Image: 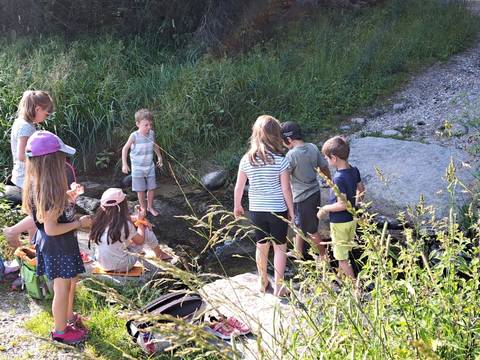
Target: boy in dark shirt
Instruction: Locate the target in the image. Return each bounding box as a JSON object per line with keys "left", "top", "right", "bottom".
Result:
{"left": 317, "top": 136, "right": 364, "bottom": 279}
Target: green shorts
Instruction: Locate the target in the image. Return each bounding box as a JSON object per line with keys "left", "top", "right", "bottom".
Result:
{"left": 330, "top": 220, "right": 356, "bottom": 261}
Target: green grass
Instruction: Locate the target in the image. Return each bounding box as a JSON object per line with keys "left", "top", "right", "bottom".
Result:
{"left": 0, "top": 0, "right": 477, "bottom": 177}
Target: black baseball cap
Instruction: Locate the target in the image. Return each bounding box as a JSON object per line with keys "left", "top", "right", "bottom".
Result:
{"left": 281, "top": 121, "right": 303, "bottom": 140}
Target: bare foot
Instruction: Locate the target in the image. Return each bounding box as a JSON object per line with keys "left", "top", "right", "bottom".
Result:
{"left": 258, "top": 277, "right": 269, "bottom": 294}
{"left": 147, "top": 207, "right": 159, "bottom": 216}
{"left": 153, "top": 247, "right": 172, "bottom": 261}
{"left": 274, "top": 284, "right": 290, "bottom": 298}
{"left": 3, "top": 227, "right": 21, "bottom": 248}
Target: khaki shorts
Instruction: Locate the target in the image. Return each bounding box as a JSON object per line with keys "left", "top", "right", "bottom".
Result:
{"left": 317, "top": 188, "right": 330, "bottom": 239}
{"left": 330, "top": 220, "right": 356, "bottom": 261}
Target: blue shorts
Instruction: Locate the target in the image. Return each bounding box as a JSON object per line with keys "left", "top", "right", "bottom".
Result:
{"left": 132, "top": 166, "right": 156, "bottom": 192}
{"left": 36, "top": 251, "right": 85, "bottom": 280}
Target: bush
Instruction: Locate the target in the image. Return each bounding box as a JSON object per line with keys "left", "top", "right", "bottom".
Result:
{"left": 0, "top": 0, "right": 477, "bottom": 176}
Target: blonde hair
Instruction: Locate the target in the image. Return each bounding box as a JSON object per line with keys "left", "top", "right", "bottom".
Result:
{"left": 22, "top": 152, "right": 68, "bottom": 223}
{"left": 322, "top": 136, "right": 350, "bottom": 160}
{"left": 135, "top": 108, "right": 153, "bottom": 123}
{"left": 247, "top": 115, "right": 285, "bottom": 166}
{"left": 17, "top": 90, "right": 54, "bottom": 123}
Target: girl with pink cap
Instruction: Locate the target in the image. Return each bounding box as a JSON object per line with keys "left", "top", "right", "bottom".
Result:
{"left": 89, "top": 188, "right": 171, "bottom": 272}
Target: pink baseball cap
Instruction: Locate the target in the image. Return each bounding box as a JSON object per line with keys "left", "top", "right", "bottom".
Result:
{"left": 100, "top": 188, "right": 126, "bottom": 207}
{"left": 26, "top": 130, "right": 76, "bottom": 157}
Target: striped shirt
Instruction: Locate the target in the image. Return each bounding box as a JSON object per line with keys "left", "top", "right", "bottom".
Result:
{"left": 10, "top": 118, "right": 36, "bottom": 188}
{"left": 239, "top": 152, "right": 290, "bottom": 212}
{"left": 130, "top": 130, "right": 155, "bottom": 177}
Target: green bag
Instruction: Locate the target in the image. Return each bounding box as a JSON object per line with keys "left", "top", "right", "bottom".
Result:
{"left": 20, "top": 262, "right": 53, "bottom": 300}
{"left": 15, "top": 246, "right": 53, "bottom": 300}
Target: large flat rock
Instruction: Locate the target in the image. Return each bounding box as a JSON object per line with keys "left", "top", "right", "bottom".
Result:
{"left": 200, "top": 273, "right": 294, "bottom": 359}
{"left": 349, "top": 137, "right": 476, "bottom": 219}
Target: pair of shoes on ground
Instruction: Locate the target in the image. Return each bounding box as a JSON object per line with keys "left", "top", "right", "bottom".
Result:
{"left": 51, "top": 313, "right": 89, "bottom": 345}
{"left": 205, "top": 316, "right": 251, "bottom": 340}
{"left": 50, "top": 324, "right": 87, "bottom": 345}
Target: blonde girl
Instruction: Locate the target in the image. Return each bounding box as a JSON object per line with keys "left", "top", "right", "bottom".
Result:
{"left": 4, "top": 90, "right": 54, "bottom": 248}
{"left": 23, "top": 131, "right": 90, "bottom": 345}
{"left": 234, "top": 115, "right": 294, "bottom": 297}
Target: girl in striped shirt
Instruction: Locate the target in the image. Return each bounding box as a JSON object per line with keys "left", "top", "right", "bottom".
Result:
{"left": 234, "top": 115, "right": 294, "bottom": 297}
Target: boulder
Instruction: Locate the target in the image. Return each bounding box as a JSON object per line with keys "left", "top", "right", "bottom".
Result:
{"left": 201, "top": 170, "right": 228, "bottom": 191}
{"left": 2, "top": 185, "right": 22, "bottom": 205}
{"left": 382, "top": 129, "right": 401, "bottom": 137}
{"left": 393, "top": 102, "right": 406, "bottom": 112}
{"left": 75, "top": 196, "right": 100, "bottom": 215}
{"left": 349, "top": 137, "right": 476, "bottom": 219}
{"left": 351, "top": 117, "right": 366, "bottom": 125}
{"left": 121, "top": 175, "right": 132, "bottom": 189}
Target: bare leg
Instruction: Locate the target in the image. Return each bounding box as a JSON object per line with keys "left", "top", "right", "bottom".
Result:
{"left": 338, "top": 259, "right": 355, "bottom": 280}
{"left": 3, "top": 216, "right": 36, "bottom": 248}
{"left": 273, "top": 243, "right": 288, "bottom": 296}
{"left": 53, "top": 278, "right": 71, "bottom": 332}
{"left": 67, "top": 277, "right": 78, "bottom": 321}
{"left": 146, "top": 189, "right": 158, "bottom": 216}
{"left": 310, "top": 232, "right": 327, "bottom": 259}
{"left": 152, "top": 245, "right": 172, "bottom": 260}
{"left": 137, "top": 191, "right": 147, "bottom": 212}
{"left": 256, "top": 242, "right": 270, "bottom": 293}
{"left": 294, "top": 233, "right": 304, "bottom": 259}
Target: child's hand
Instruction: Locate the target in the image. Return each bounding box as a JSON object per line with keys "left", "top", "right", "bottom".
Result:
{"left": 135, "top": 205, "right": 147, "bottom": 221}
{"left": 78, "top": 215, "right": 92, "bottom": 228}
{"left": 233, "top": 205, "right": 244, "bottom": 219}
{"left": 317, "top": 206, "right": 328, "bottom": 219}
{"left": 66, "top": 182, "right": 84, "bottom": 202}
{"left": 288, "top": 210, "right": 295, "bottom": 222}
{"left": 156, "top": 159, "right": 163, "bottom": 168}
{"left": 122, "top": 164, "right": 130, "bottom": 174}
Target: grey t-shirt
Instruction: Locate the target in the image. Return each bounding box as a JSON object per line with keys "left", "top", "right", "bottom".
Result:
{"left": 10, "top": 118, "right": 36, "bottom": 188}
{"left": 286, "top": 143, "right": 328, "bottom": 203}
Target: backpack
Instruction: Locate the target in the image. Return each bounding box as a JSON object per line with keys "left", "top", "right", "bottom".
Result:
{"left": 126, "top": 290, "right": 206, "bottom": 354}
{"left": 14, "top": 246, "right": 53, "bottom": 300}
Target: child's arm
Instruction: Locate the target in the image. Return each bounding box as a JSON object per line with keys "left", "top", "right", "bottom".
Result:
{"left": 130, "top": 223, "right": 145, "bottom": 245}
{"left": 280, "top": 170, "right": 295, "bottom": 221}
{"left": 356, "top": 181, "right": 365, "bottom": 206}
{"left": 43, "top": 211, "right": 91, "bottom": 236}
{"left": 153, "top": 143, "right": 163, "bottom": 168}
{"left": 233, "top": 169, "right": 247, "bottom": 219}
{"left": 16, "top": 136, "right": 29, "bottom": 162}
{"left": 121, "top": 134, "right": 135, "bottom": 174}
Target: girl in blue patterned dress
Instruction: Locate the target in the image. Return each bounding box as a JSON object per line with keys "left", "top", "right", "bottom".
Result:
{"left": 22, "top": 130, "right": 91, "bottom": 345}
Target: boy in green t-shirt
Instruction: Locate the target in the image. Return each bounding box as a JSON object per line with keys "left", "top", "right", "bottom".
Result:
{"left": 281, "top": 121, "right": 331, "bottom": 260}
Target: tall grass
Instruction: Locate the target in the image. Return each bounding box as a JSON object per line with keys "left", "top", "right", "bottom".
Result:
{"left": 0, "top": 0, "right": 477, "bottom": 175}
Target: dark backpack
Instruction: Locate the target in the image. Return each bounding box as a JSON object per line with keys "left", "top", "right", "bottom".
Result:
{"left": 126, "top": 290, "right": 206, "bottom": 354}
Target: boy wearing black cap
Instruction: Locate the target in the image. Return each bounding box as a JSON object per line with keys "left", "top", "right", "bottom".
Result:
{"left": 281, "top": 121, "right": 331, "bottom": 260}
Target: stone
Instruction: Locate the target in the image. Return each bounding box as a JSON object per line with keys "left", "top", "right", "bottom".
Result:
{"left": 382, "top": 129, "right": 401, "bottom": 137}
{"left": 351, "top": 117, "right": 366, "bottom": 125}
{"left": 370, "top": 108, "right": 384, "bottom": 117}
{"left": 200, "top": 272, "right": 294, "bottom": 359}
{"left": 393, "top": 102, "right": 406, "bottom": 112}
{"left": 340, "top": 125, "right": 351, "bottom": 131}
{"left": 201, "top": 170, "right": 228, "bottom": 191}
{"left": 121, "top": 175, "right": 132, "bottom": 189}
{"left": 75, "top": 196, "right": 100, "bottom": 215}
{"left": 451, "top": 123, "right": 468, "bottom": 136}
{"left": 81, "top": 181, "right": 108, "bottom": 199}
{"left": 349, "top": 137, "right": 476, "bottom": 219}
{"left": 2, "top": 185, "right": 22, "bottom": 205}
